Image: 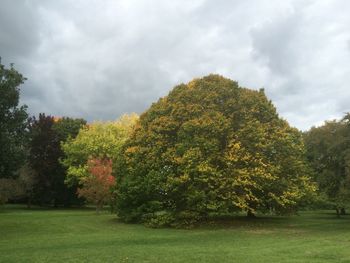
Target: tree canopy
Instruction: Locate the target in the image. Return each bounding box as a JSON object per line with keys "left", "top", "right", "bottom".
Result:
{"left": 77, "top": 158, "right": 115, "bottom": 213}
{"left": 28, "top": 114, "right": 86, "bottom": 206}
{"left": 304, "top": 114, "right": 350, "bottom": 215}
{"left": 0, "top": 61, "right": 28, "bottom": 178}
{"left": 116, "top": 75, "right": 316, "bottom": 226}
{"left": 61, "top": 113, "right": 139, "bottom": 184}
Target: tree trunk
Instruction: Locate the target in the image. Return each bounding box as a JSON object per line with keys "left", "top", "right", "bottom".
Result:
{"left": 336, "top": 208, "right": 340, "bottom": 218}
{"left": 340, "top": 208, "right": 346, "bottom": 215}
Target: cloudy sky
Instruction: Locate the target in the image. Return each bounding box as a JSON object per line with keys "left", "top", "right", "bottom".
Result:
{"left": 1, "top": 0, "right": 349, "bottom": 130}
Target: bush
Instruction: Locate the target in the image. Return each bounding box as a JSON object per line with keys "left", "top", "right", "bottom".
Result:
{"left": 142, "top": 211, "right": 174, "bottom": 228}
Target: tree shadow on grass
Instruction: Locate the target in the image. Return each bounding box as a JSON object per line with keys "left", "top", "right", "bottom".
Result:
{"left": 0, "top": 203, "right": 98, "bottom": 213}
{"left": 108, "top": 210, "right": 350, "bottom": 233}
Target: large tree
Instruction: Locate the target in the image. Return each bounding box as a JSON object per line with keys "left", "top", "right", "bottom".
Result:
{"left": 28, "top": 114, "right": 86, "bottom": 206}
{"left": 304, "top": 114, "right": 350, "bottom": 216}
{"left": 116, "top": 75, "right": 315, "bottom": 226}
{"left": 0, "top": 61, "right": 28, "bottom": 178}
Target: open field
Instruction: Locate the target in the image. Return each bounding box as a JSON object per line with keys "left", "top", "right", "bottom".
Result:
{"left": 1, "top": 206, "right": 350, "bottom": 263}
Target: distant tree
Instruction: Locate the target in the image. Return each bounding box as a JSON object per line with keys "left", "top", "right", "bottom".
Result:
{"left": 29, "top": 114, "right": 59, "bottom": 205}
{"left": 304, "top": 115, "right": 350, "bottom": 216}
{"left": 0, "top": 164, "right": 37, "bottom": 207}
{"left": 0, "top": 60, "right": 29, "bottom": 178}
{"left": 53, "top": 117, "right": 86, "bottom": 141}
{"left": 116, "top": 75, "right": 316, "bottom": 226}
{"left": 61, "top": 113, "right": 138, "bottom": 184}
{"left": 0, "top": 178, "right": 24, "bottom": 205}
{"left": 77, "top": 158, "right": 115, "bottom": 213}
{"left": 52, "top": 117, "right": 86, "bottom": 205}
{"left": 18, "top": 164, "right": 37, "bottom": 208}
{"left": 28, "top": 114, "right": 86, "bottom": 206}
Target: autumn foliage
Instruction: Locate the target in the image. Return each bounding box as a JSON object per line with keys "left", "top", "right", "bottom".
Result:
{"left": 61, "top": 114, "right": 139, "bottom": 184}
{"left": 77, "top": 159, "right": 115, "bottom": 212}
{"left": 115, "top": 75, "right": 316, "bottom": 226}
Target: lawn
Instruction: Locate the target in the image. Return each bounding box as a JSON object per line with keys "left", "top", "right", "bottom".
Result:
{"left": 1, "top": 206, "right": 350, "bottom": 263}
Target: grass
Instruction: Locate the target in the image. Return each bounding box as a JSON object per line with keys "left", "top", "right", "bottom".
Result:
{"left": 1, "top": 205, "right": 350, "bottom": 263}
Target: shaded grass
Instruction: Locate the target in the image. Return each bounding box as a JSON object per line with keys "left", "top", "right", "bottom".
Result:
{"left": 1, "top": 205, "right": 350, "bottom": 263}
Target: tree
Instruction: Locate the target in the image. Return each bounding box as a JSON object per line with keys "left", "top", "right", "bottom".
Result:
{"left": 17, "top": 164, "right": 37, "bottom": 208}
{"left": 0, "top": 60, "right": 28, "bottom": 178}
{"left": 61, "top": 113, "right": 138, "bottom": 184}
{"left": 0, "top": 164, "right": 37, "bottom": 207}
{"left": 116, "top": 75, "right": 316, "bottom": 226}
{"left": 28, "top": 114, "right": 86, "bottom": 206}
{"left": 77, "top": 158, "right": 115, "bottom": 213}
{"left": 304, "top": 115, "right": 350, "bottom": 216}
{"left": 53, "top": 116, "right": 87, "bottom": 141}
{"left": 0, "top": 178, "right": 24, "bottom": 205}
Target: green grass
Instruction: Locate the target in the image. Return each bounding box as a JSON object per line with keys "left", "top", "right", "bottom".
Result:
{"left": 1, "top": 206, "right": 350, "bottom": 263}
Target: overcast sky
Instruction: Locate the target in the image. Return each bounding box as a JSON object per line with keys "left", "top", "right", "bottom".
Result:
{"left": 1, "top": 0, "right": 349, "bottom": 130}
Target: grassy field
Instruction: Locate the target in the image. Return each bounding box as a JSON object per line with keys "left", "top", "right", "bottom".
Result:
{"left": 1, "top": 206, "right": 350, "bottom": 263}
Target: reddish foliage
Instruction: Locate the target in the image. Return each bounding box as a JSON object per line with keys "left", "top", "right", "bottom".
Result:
{"left": 77, "top": 158, "right": 115, "bottom": 212}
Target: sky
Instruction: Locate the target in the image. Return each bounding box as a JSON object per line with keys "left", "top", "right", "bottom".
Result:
{"left": 1, "top": 0, "right": 349, "bottom": 130}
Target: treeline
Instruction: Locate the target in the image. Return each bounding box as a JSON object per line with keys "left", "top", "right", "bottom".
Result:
{"left": 0, "top": 60, "right": 139, "bottom": 207}
{"left": 304, "top": 115, "right": 350, "bottom": 216}
{"left": 1, "top": 62, "right": 349, "bottom": 227}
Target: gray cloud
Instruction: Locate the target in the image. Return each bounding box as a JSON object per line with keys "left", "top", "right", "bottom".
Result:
{"left": 251, "top": 12, "right": 301, "bottom": 77}
{"left": 0, "top": 1, "right": 40, "bottom": 61}
{"left": 1, "top": 0, "right": 350, "bottom": 130}
{"left": 250, "top": 0, "right": 350, "bottom": 129}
